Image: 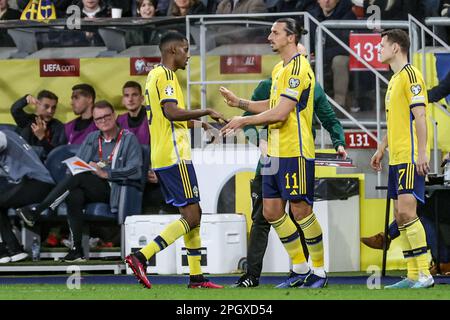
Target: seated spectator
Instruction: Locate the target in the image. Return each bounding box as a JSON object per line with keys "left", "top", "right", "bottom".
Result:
{"left": 75, "top": 0, "right": 110, "bottom": 18}
{"left": 10, "top": 90, "right": 66, "bottom": 160}
{"left": 275, "top": 0, "right": 317, "bottom": 13}
{"left": 215, "top": 0, "right": 267, "bottom": 44}
{"left": 168, "top": 0, "right": 207, "bottom": 16}
{"left": 0, "top": 0, "right": 20, "bottom": 19}
{"left": 16, "top": 101, "right": 143, "bottom": 262}
{"left": 126, "top": 0, "right": 158, "bottom": 45}
{"left": 0, "top": 130, "right": 54, "bottom": 263}
{"left": 137, "top": 0, "right": 157, "bottom": 17}
{"left": 0, "top": 0, "right": 20, "bottom": 46}
{"left": 117, "top": 81, "right": 149, "bottom": 145}
{"left": 65, "top": 84, "right": 98, "bottom": 145}
{"left": 310, "top": 0, "right": 356, "bottom": 110}
{"left": 362, "top": 0, "right": 425, "bottom": 21}
{"left": 216, "top": 0, "right": 266, "bottom": 14}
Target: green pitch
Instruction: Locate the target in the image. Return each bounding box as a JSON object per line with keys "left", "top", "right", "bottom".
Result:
{"left": 0, "top": 284, "right": 449, "bottom": 300}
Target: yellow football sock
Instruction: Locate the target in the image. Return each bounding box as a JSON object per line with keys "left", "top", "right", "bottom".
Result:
{"left": 404, "top": 218, "right": 431, "bottom": 278}
{"left": 298, "top": 213, "right": 324, "bottom": 268}
{"left": 270, "top": 213, "right": 306, "bottom": 265}
{"left": 183, "top": 225, "right": 202, "bottom": 276}
{"left": 140, "top": 218, "right": 190, "bottom": 260}
{"left": 399, "top": 224, "right": 418, "bottom": 280}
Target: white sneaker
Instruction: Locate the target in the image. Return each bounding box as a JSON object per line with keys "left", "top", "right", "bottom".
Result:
{"left": 10, "top": 252, "right": 28, "bottom": 262}
{"left": 412, "top": 274, "right": 434, "bottom": 289}
{"left": 0, "top": 255, "right": 11, "bottom": 263}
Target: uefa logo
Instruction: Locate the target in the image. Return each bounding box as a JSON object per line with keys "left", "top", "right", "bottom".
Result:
{"left": 130, "top": 57, "right": 161, "bottom": 76}
{"left": 135, "top": 59, "right": 147, "bottom": 74}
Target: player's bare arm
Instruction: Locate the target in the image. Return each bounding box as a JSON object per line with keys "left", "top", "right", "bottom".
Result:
{"left": 163, "top": 102, "right": 226, "bottom": 123}
{"left": 411, "top": 105, "right": 430, "bottom": 176}
{"left": 219, "top": 86, "right": 269, "bottom": 114}
{"left": 220, "top": 96, "right": 295, "bottom": 136}
{"left": 370, "top": 134, "right": 388, "bottom": 171}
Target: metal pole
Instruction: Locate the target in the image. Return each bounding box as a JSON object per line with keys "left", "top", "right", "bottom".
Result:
{"left": 421, "top": 27, "right": 426, "bottom": 84}
{"left": 376, "top": 76, "right": 381, "bottom": 187}
{"left": 186, "top": 16, "right": 191, "bottom": 110}
{"left": 304, "top": 14, "right": 311, "bottom": 57}
{"left": 320, "top": 124, "right": 325, "bottom": 149}
{"left": 200, "top": 21, "right": 207, "bottom": 112}
{"left": 430, "top": 115, "right": 439, "bottom": 174}
{"left": 316, "top": 25, "right": 324, "bottom": 87}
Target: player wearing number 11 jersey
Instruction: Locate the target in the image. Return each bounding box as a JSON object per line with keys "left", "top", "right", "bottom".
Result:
{"left": 219, "top": 18, "right": 327, "bottom": 288}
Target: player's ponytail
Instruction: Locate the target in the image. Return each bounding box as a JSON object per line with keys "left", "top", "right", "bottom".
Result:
{"left": 275, "top": 18, "right": 308, "bottom": 44}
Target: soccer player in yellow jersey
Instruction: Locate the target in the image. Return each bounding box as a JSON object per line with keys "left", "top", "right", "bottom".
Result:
{"left": 125, "top": 31, "right": 224, "bottom": 289}
{"left": 371, "top": 29, "right": 434, "bottom": 289}
{"left": 220, "top": 18, "right": 327, "bottom": 288}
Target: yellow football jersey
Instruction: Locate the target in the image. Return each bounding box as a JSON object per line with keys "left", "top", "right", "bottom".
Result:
{"left": 144, "top": 65, "right": 191, "bottom": 170}
{"left": 268, "top": 54, "right": 315, "bottom": 159}
{"left": 385, "top": 64, "right": 429, "bottom": 165}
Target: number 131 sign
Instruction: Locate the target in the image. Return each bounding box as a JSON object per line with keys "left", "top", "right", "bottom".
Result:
{"left": 349, "top": 33, "right": 389, "bottom": 71}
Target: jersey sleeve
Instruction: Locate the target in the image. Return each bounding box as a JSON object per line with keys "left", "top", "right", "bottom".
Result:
{"left": 404, "top": 66, "right": 427, "bottom": 109}
{"left": 156, "top": 69, "right": 179, "bottom": 106}
{"left": 279, "top": 57, "right": 310, "bottom": 103}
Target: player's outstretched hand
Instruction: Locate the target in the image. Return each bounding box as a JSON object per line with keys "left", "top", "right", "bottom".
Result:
{"left": 219, "top": 86, "right": 239, "bottom": 108}
{"left": 370, "top": 150, "right": 383, "bottom": 172}
{"left": 220, "top": 116, "right": 246, "bottom": 137}
{"left": 206, "top": 108, "right": 227, "bottom": 124}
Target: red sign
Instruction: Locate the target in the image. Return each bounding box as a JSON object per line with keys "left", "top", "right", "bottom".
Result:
{"left": 349, "top": 33, "right": 389, "bottom": 71}
{"left": 40, "top": 59, "right": 80, "bottom": 77}
{"left": 130, "top": 57, "right": 160, "bottom": 76}
{"left": 220, "top": 55, "right": 261, "bottom": 74}
{"left": 345, "top": 131, "right": 378, "bottom": 149}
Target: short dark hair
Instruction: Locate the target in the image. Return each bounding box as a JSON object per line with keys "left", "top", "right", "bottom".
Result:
{"left": 37, "top": 90, "right": 58, "bottom": 102}
{"left": 159, "top": 31, "right": 187, "bottom": 51}
{"left": 381, "top": 29, "right": 410, "bottom": 54}
{"left": 122, "top": 81, "right": 142, "bottom": 94}
{"left": 275, "top": 18, "right": 307, "bottom": 45}
{"left": 93, "top": 100, "right": 115, "bottom": 113}
{"left": 72, "top": 83, "right": 96, "bottom": 102}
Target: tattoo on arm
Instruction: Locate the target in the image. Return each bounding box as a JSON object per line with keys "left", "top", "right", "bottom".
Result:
{"left": 239, "top": 99, "right": 249, "bottom": 110}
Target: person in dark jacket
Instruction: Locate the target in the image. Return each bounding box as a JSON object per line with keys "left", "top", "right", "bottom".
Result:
{"left": 168, "top": 0, "right": 207, "bottom": 15}
{"left": 428, "top": 70, "right": 450, "bottom": 103}
{"left": 10, "top": 90, "right": 66, "bottom": 160}
{"left": 0, "top": 0, "right": 21, "bottom": 46}
{"left": 310, "top": 0, "right": 356, "bottom": 110}
{"left": 0, "top": 130, "right": 54, "bottom": 263}
{"left": 16, "top": 101, "right": 143, "bottom": 263}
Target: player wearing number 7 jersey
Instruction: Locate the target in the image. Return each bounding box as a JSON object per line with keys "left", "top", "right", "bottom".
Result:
{"left": 219, "top": 18, "right": 327, "bottom": 288}
{"left": 370, "top": 29, "right": 433, "bottom": 289}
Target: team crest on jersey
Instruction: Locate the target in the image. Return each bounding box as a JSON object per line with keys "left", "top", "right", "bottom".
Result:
{"left": 289, "top": 78, "right": 300, "bottom": 88}
{"left": 165, "top": 85, "right": 174, "bottom": 96}
{"left": 410, "top": 84, "right": 422, "bottom": 95}
{"left": 193, "top": 186, "right": 199, "bottom": 197}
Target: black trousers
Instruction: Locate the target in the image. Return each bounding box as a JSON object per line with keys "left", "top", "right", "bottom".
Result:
{"left": 0, "top": 178, "right": 53, "bottom": 253}
{"left": 37, "top": 172, "right": 111, "bottom": 248}
{"left": 246, "top": 174, "right": 309, "bottom": 278}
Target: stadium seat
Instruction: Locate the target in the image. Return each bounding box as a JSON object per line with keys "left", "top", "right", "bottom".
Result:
{"left": 0, "top": 123, "right": 18, "bottom": 132}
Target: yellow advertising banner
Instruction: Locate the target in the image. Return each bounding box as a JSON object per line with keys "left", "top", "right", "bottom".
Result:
{"left": 0, "top": 55, "right": 279, "bottom": 124}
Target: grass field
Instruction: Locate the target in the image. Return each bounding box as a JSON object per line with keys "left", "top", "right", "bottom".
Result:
{"left": 0, "top": 283, "right": 449, "bottom": 300}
